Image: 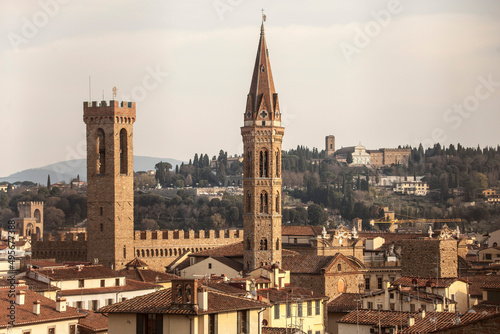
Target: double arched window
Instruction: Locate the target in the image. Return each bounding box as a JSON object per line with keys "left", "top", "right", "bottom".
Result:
{"left": 260, "top": 192, "right": 268, "bottom": 213}
{"left": 259, "top": 149, "right": 269, "bottom": 177}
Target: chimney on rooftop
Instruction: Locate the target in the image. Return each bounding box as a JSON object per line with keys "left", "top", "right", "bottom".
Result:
{"left": 408, "top": 316, "right": 415, "bottom": 327}
{"left": 198, "top": 286, "right": 208, "bottom": 311}
{"left": 16, "top": 291, "right": 25, "bottom": 305}
{"left": 419, "top": 308, "right": 425, "bottom": 319}
{"left": 33, "top": 300, "right": 41, "bottom": 315}
{"left": 56, "top": 297, "right": 67, "bottom": 312}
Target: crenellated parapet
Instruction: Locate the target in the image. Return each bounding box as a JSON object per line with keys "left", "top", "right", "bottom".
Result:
{"left": 134, "top": 229, "right": 243, "bottom": 243}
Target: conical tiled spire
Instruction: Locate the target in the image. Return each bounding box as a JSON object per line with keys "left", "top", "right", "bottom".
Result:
{"left": 244, "top": 22, "right": 280, "bottom": 124}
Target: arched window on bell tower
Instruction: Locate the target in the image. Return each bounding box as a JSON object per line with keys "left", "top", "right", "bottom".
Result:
{"left": 260, "top": 191, "right": 268, "bottom": 213}
{"left": 120, "top": 128, "right": 128, "bottom": 174}
{"left": 96, "top": 128, "right": 105, "bottom": 175}
{"left": 246, "top": 150, "right": 252, "bottom": 177}
{"left": 275, "top": 149, "right": 280, "bottom": 177}
{"left": 275, "top": 191, "right": 280, "bottom": 213}
{"left": 276, "top": 238, "right": 280, "bottom": 250}
{"left": 260, "top": 238, "right": 268, "bottom": 250}
{"left": 246, "top": 192, "right": 252, "bottom": 213}
{"left": 259, "top": 149, "right": 269, "bottom": 177}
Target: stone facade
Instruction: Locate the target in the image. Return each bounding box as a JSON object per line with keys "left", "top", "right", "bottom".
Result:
{"left": 326, "top": 135, "right": 335, "bottom": 156}
{"left": 400, "top": 239, "right": 458, "bottom": 278}
{"left": 242, "top": 24, "right": 283, "bottom": 271}
{"left": 84, "top": 100, "right": 136, "bottom": 270}
{"left": 14, "top": 201, "right": 43, "bottom": 237}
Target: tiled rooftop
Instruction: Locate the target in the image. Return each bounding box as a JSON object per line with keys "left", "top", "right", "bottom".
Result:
{"left": 401, "top": 311, "right": 491, "bottom": 333}
{"left": 339, "top": 309, "right": 418, "bottom": 327}
{"left": 60, "top": 279, "right": 157, "bottom": 296}
{"left": 190, "top": 242, "right": 298, "bottom": 258}
{"left": 327, "top": 293, "right": 363, "bottom": 313}
{"left": 281, "top": 255, "right": 336, "bottom": 274}
{"left": 33, "top": 265, "right": 124, "bottom": 281}
{"left": 281, "top": 225, "right": 323, "bottom": 236}
{"left": 78, "top": 310, "right": 108, "bottom": 332}
{"left": 0, "top": 289, "right": 84, "bottom": 328}
{"left": 125, "top": 257, "right": 149, "bottom": 268}
{"left": 99, "top": 287, "right": 269, "bottom": 315}
{"left": 461, "top": 274, "right": 500, "bottom": 296}
{"left": 393, "top": 277, "right": 465, "bottom": 288}
{"left": 118, "top": 268, "right": 180, "bottom": 284}
{"left": 256, "top": 286, "right": 327, "bottom": 303}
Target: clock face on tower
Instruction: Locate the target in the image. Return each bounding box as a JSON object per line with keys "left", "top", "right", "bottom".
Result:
{"left": 259, "top": 110, "right": 268, "bottom": 119}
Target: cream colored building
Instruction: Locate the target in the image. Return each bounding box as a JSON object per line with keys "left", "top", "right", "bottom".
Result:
{"left": 393, "top": 180, "right": 429, "bottom": 196}
{"left": 100, "top": 279, "right": 268, "bottom": 334}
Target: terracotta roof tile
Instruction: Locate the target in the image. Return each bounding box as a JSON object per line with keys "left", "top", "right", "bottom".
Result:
{"left": 60, "top": 279, "right": 157, "bottom": 296}
{"left": 98, "top": 287, "right": 268, "bottom": 315}
{"left": 125, "top": 257, "right": 149, "bottom": 268}
{"left": 256, "top": 286, "right": 327, "bottom": 303}
{"left": 191, "top": 242, "right": 298, "bottom": 258}
{"left": 339, "top": 309, "right": 417, "bottom": 327}
{"left": 78, "top": 310, "right": 108, "bottom": 332}
{"left": 0, "top": 288, "right": 84, "bottom": 328}
{"left": 328, "top": 293, "right": 362, "bottom": 313}
{"left": 402, "top": 311, "right": 491, "bottom": 333}
{"left": 27, "top": 259, "right": 66, "bottom": 269}
{"left": 393, "top": 277, "right": 465, "bottom": 289}
{"left": 461, "top": 274, "right": 500, "bottom": 296}
{"left": 281, "top": 255, "right": 335, "bottom": 274}
{"left": 33, "top": 265, "right": 123, "bottom": 281}
{"left": 118, "top": 268, "right": 180, "bottom": 283}
{"left": 281, "top": 225, "right": 323, "bottom": 236}
{"left": 204, "top": 281, "right": 247, "bottom": 296}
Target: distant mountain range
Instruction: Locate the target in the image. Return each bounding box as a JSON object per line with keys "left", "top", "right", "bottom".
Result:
{"left": 0, "top": 156, "right": 184, "bottom": 184}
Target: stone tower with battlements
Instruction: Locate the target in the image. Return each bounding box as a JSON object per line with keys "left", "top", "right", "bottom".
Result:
{"left": 84, "top": 100, "right": 135, "bottom": 270}
{"left": 242, "top": 22, "right": 284, "bottom": 272}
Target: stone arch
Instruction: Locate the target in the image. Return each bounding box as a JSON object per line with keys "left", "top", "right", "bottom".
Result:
{"left": 275, "top": 191, "right": 280, "bottom": 213}
{"left": 259, "top": 149, "right": 269, "bottom": 177}
{"left": 146, "top": 249, "right": 150, "bottom": 257}
{"left": 141, "top": 249, "right": 145, "bottom": 257}
{"left": 137, "top": 250, "right": 140, "bottom": 257}
{"left": 96, "top": 128, "right": 106, "bottom": 174}
{"left": 155, "top": 249, "right": 159, "bottom": 256}
{"left": 160, "top": 249, "right": 163, "bottom": 256}
{"left": 260, "top": 191, "right": 268, "bottom": 213}
{"left": 260, "top": 238, "right": 268, "bottom": 250}
{"left": 120, "top": 128, "right": 128, "bottom": 174}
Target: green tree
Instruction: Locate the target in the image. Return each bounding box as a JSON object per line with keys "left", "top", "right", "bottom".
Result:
{"left": 346, "top": 151, "right": 353, "bottom": 164}
{"left": 307, "top": 204, "right": 328, "bottom": 225}
{"left": 155, "top": 161, "right": 172, "bottom": 187}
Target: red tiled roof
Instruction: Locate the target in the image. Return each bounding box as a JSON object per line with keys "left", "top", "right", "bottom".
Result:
{"left": 60, "top": 279, "right": 157, "bottom": 296}
{"left": 33, "top": 265, "right": 123, "bottom": 281}
{"left": 281, "top": 255, "right": 335, "bottom": 274}
{"left": 471, "top": 301, "right": 500, "bottom": 314}
{"left": 281, "top": 225, "right": 323, "bottom": 236}
{"left": 430, "top": 312, "right": 500, "bottom": 333}
{"left": 125, "top": 257, "right": 149, "bottom": 268}
{"left": 78, "top": 310, "right": 108, "bottom": 332}
{"left": 0, "top": 289, "right": 84, "bottom": 328}
{"left": 27, "top": 259, "right": 66, "bottom": 269}
{"left": 256, "top": 286, "right": 327, "bottom": 303}
{"left": 328, "top": 293, "right": 362, "bottom": 313}
{"left": 99, "top": 287, "right": 269, "bottom": 315}
{"left": 402, "top": 311, "right": 491, "bottom": 333}
{"left": 339, "top": 309, "right": 417, "bottom": 327}
{"left": 393, "top": 277, "right": 465, "bottom": 289}
{"left": 118, "top": 268, "right": 180, "bottom": 283}
{"left": 461, "top": 274, "right": 500, "bottom": 296}
{"left": 204, "top": 281, "right": 247, "bottom": 296}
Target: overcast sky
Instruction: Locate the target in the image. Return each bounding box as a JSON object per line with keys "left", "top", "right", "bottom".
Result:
{"left": 1, "top": 0, "right": 500, "bottom": 177}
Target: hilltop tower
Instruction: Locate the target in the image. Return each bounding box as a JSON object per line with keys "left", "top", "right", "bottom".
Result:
{"left": 242, "top": 22, "right": 284, "bottom": 271}
{"left": 326, "top": 135, "right": 335, "bottom": 156}
{"left": 15, "top": 201, "right": 43, "bottom": 237}
{"left": 84, "top": 100, "right": 136, "bottom": 270}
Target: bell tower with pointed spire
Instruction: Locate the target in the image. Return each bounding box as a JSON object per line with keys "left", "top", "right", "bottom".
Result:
{"left": 242, "top": 17, "right": 284, "bottom": 272}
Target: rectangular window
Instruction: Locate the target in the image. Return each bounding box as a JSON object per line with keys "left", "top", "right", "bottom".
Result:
{"left": 237, "top": 311, "right": 248, "bottom": 334}
{"left": 486, "top": 253, "right": 493, "bottom": 260}
{"left": 78, "top": 279, "right": 84, "bottom": 288}
{"left": 298, "top": 301, "right": 303, "bottom": 317}
{"left": 308, "top": 331, "right": 312, "bottom": 334}
{"left": 410, "top": 304, "right": 415, "bottom": 312}
{"left": 294, "top": 238, "right": 298, "bottom": 244}
{"left": 287, "top": 303, "right": 291, "bottom": 318}
{"left": 122, "top": 297, "right": 127, "bottom": 302}
{"left": 100, "top": 279, "right": 105, "bottom": 287}
{"left": 209, "top": 263, "right": 212, "bottom": 269}
{"left": 421, "top": 304, "right": 426, "bottom": 311}
{"left": 390, "top": 303, "right": 395, "bottom": 310}
{"left": 92, "top": 300, "right": 99, "bottom": 311}
{"left": 76, "top": 301, "right": 82, "bottom": 309}
{"left": 48, "top": 328, "right": 55, "bottom": 334}
{"left": 116, "top": 278, "right": 120, "bottom": 286}
{"left": 377, "top": 277, "right": 383, "bottom": 290}
{"left": 367, "top": 302, "right": 373, "bottom": 309}
{"left": 137, "top": 314, "right": 163, "bottom": 334}
{"left": 100, "top": 223, "right": 103, "bottom": 232}
{"left": 315, "top": 300, "right": 320, "bottom": 315}
{"left": 69, "top": 324, "right": 76, "bottom": 334}
{"left": 274, "top": 304, "right": 280, "bottom": 319}
{"left": 365, "top": 277, "right": 370, "bottom": 290}
{"left": 390, "top": 293, "right": 394, "bottom": 299}
{"left": 107, "top": 298, "right": 113, "bottom": 306}
{"left": 209, "top": 314, "right": 218, "bottom": 334}
{"left": 307, "top": 301, "right": 312, "bottom": 316}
